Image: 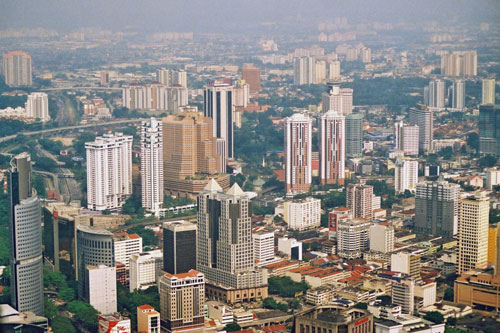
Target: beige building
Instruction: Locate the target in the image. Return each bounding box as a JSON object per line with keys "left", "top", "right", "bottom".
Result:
{"left": 2, "top": 51, "right": 32, "bottom": 86}
{"left": 294, "top": 305, "right": 373, "bottom": 333}
{"left": 283, "top": 197, "right": 321, "bottom": 230}
{"left": 137, "top": 304, "right": 160, "bottom": 333}
{"left": 457, "top": 193, "right": 489, "bottom": 275}
{"left": 285, "top": 113, "right": 312, "bottom": 194}
{"left": 346, "top": 184, "right": 374, "bottom": 220}
{"left": 162, "top": 113, "right": 229, "bottom": 198}
{"left": 159, "top": 270, "right": 205, "bottom": 333}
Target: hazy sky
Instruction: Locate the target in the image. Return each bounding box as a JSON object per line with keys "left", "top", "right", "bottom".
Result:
{"left": 1, "top": 0, "right": 499, "bottom": 33}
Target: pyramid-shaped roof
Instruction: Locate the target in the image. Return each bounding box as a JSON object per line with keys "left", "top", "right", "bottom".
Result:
{"left": 226, "top": 182, "right": 245, "bottom": 196}
{"left": 203, "top": 178, "right": 223, "bottom": 193}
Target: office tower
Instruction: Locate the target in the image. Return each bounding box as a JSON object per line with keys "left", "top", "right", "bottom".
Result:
{"left": 137, "top": 305, "right": 160, "bottom": 333}
{"left": 346, "top": 184, "right": 374, "bottom": 220}
{"left": 129, "top": 250, "right": 163, "bottom": 292}
{"left": 392, "top": 278, "right": 415, "bottom": 314}
{"left": 283, "top": 197, "right": 321, "bottom": 230}
{"left": 86, "top": 133, "right": 133, "bottom": 211}
{"left": 86, "top": 265, "right": 118, "bottom": 315}
{"left": 409, "top": 105, "right": 433, "bottom": 153}
{"left": 369, "top": 224, "right": 394, "bottom": 253}
{"left": 329, "top": 60, "right": 341, "bottom": 80}
{"left": 8, "top": 153, "right": 43, "bottom": 315}
{"left": 233, "top": 80, "right": 250, "bottom": 108}
{"left": 25, "top": 92, "right": 50, "bottom": 122}
{"left": 485, "top": 167, "right": 500, "bottom": 190}
{"left": 171, "top": 69, "right": 187, "bottom": 88}
{"left": 203, "top": 83, "right": 234, "bottom": 159}
{"left": 449, "top": 80, "right": 465, "bottom": 110}
{"left": 141, "top": 118, "right": 164, "bottom": 215}
{"left": 122, "top": 84, "right": 169, "bottom": 111}
{"left": 336, "top": 218, "right": 371, "bottom": 259}
{"left": 162, "top": 112, "right": 228, "bottom": 198}
{"left": 391, "top": 252, "right": 422, "bottom": 282}
{"left": 414, "top": 181, "right": 459, "bottom": 238}
{"left": 457, "top": 193, "right": 489, "bottom": 275}
{"left": 482, "top": 78, "right": 496, "bottom": 105}
{"left": 242, "top": 63, "right": 261, "bottom": 94}
{"left": 314, "top": 60, "right": 327, "bottom": 84}
{"left": 2, "top": 51, "right": 32, "bottom": 86}
{"left": 426, "top": 79, "right": 445, "bottom": 108}
{"left": 113, "top": 232, "right": 142, "bottom": 269}
{"left": 361, "top": 47, "right": 371, "bottom": 63}
{"left": 157, "top": 68, "right": 170, "bottom": 85}
{"left": 100, "top": 71, "right": 109, "bottom": 85}
{"left": 159, "top": 270, "right": 205, "bottom": 333}
{"left": 197, "top": 180, "right": 267, "bottom": 303}
{"left": 77, "top": 227, "right": 116, "bottom": 314}
{"left": 394, "top": 159, "right": 418, "bottom": 193}
{"left": 285, "top": 113, "right": 312, "bottom": 194}
{"left": 478, "top": 104, "right": 500, "bottom": 156}
{"left": 293, "top": 57, "right": 314, "bottom": 85}
{"left": 320, "top": 111, "right": 345, "bottom": 185}
{"left": 345, "top": 113, "right": 363, "bottom": 158}
{"left": 321, "top": 84, "right": 353, "bottom": 115}
{"left": 488, "top": 224, "right": 500, "bottom": 266}
{"left": 163, "top": 221, "right": 197, "bottom": 274}
{"left": 394, "top": 121, "right": 419, "bottom": 156}
{"left": 441, "top": 51, "right": 477, "bottom": 77}
{"left": 98, "top": 313, "right": 131, "bottom": 333}
{"left": 252, "top": 232, "right": 275, "bottom": 265}
{"left": 277, "top": 238, "right": 303, "bottom": 260}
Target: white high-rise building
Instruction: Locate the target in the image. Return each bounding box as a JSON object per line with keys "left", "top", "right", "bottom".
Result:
{"left": 86, "top": 264, "right": 117, "bottom": 315}
{"left": 293, "top": 57, "right": 314, "bottom": 85}
{"left": 457, "top": 193, "right": 489, "bottom": 275}
{"left": 284, "top": 197, "right": 321, "bottom": 231}
{"left": 426, "top": 79, "right": 446, "bottom": 108}
{"left": 482, "top": 78, "right": 496, "bottom": 105}
{"left": 172, "top": 69, "right": 187, "bottom": 88}
{"left": 320, "top": 110, "right": 345, "bottom": 185}
{"left": 113, "top": 232, "right": 143, "bottom": 268}
{"left": 2, "top": 51, "right": 32, "bottom": 86}
{"left": 321, "top": 84, "right": 353, "bottom": 115}
{"left": 203, "top": 83, "right": 234, "bottom": 159}
{"left": 129, "top": 250, "right": 163, "bottom": 292}
{"left": 369, "top": 224, "right": 394, "bottom": 253}
{"left": 346, "top": 184, "right": 374, "bottom": 220}
{"left": 86, "top": 133, "right": 133, "bottom": 211}
{"left": 328, "top": 60, "right": 341, "bottom": 80}
{"left": 392, "top": 278, "right": 414, "bottom": 314}
{"left": 285, "top": 113, "right": 313, "bottom": 194}
{"left": 450, "top": 80, "right": 465, "bottom": 110}
{"left": 314, "top": 60, "right": 327, "bottom": 84}
{"left": 394, "top": 121, "right": 419, "bottom": 156}
{"left": 252, "top": 232, "right": 275, "bottom": 265}
{"left": 25, "top": 92, "right": 50, "bottom": 122}
{"left": 233, "top": 80, "right": 250, "bottom": 108}
{"left": 141, "top": 118, "right": 164, "bottom": 215}
{"left": 361, "top": 47, "right": 371, "bottom": 63}
{"left": 167, "top": 86, "right": 188, "bottom": 112}
{"left": 485, "top": 167, "right": 500, "bottom": 190}
{"left": 337, "top": 218, "right": 371, "bottom": 259}
{"left": 157, "top": 68, "right": 170, "bottom": 85}
{"left": 122, "top": 84, "right": 169, "bottom": 111}
{"left": 409, "top": 105, "right": 433, "bottom": 153}
{"left": 394, "top": 159, "right": 418, "bottom": 193}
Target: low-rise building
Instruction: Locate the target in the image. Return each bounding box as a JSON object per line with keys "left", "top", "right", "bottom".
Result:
{"left": 98, "top": 313, "right": 131, "bottom": 333}
{"left": 277, "top": 238, "right": 303, "bottom": 260}
{"left": 294, "top": 305, "right": 373, "bottom": 333}
{"left": 137, "top": 304, "right": 160, "bottom": 333}
{"left": 129, "top": 250, "right": 163, "bottom": 292}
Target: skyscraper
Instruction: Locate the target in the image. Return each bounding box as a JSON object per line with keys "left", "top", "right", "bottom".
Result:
{"left": 414, "top": 181, "right": 460, "bottom": 238}
{"left": 449, "top": 80, "right": 465, "bottom": 110}
{"left": 321, "top": 84, "right": 353, "bottom": 114}
{"left": 2, "top": 51, "right": 32, "bottom": 86}
{"left": 394, "top": 159, "right": 418, "bottom": 193}
{"left": 163, "top": 221, "right": 197, "bottom": 274}
{"left": 141, "top": 118, "right": 164, "bottom": 215}
{"left": 440, "top": 51, "right": 477, "bottom": 77}
{"left": 285, "top": 113, "right": 312, "bottom": 195}
{"left": 8, "top": 153, "right": 43, "bottom": 315}
{"left": 197, "top": 180, "right": 267, "bottom": 304}
{"left": 409, "top": 105, "right": 433, "bottom": 153}
{"left": 457, "top": 193, "right": 489, "bottom": 275}
{"left": 394, "top": 121, "right": 419, "bottom": 156}
{"left": 478, "top": 104, "right": 500, "bottom": 156}
{"left": 320, "top": 110, "right": 345, "bottom": 185}
{"left": 122, "top": 84, "right": 169, "bottom": 111}
{"left": 25, "top": 92, "right": 50, "bottom": 122}
{"left": 369, "top": 224, "right": 395, "bottom": 253}
{"left": 293, "top": 57, "right": 314, "bottom": 85}
{"left": 346, "top": 184, "right": 374, "bottom": 220}
{"left": 345, "top": 113, "right": 363, "bottom": 158}
{"left": 328, "top": 60, "right": 341, "bottom": 80}
{"left": 86, "top": 133, "right": 133, "bottom": 211}
{"left": 203, "top": 83, "right": 234, "bottom": 159}
{"left": 157, "top": 68, "right": 170, "bottom": 85}
{"left": 426, "top": 79, "right": 446, "bottom": 108}
{"left": 242, "top": 63, "right": 261, "bottom": 94}
{"left": 171, "top": 69, "right": 187, "bottom": 88}
{"left": 337, "top": 218, "right": 371, "bottom": 259}
{"left": 482, "top": 78, "right": 496, "bottom": 105}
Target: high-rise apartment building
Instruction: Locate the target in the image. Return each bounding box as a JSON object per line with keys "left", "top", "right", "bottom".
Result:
{"left": 141, "top": 118, "right": 164, "bottom": 215}
{"left": 482, "top": 78, "right": 496, "bottom": 105}
{"left": 457, "top": 193, "right": 489, "bottom": 275}
{"left": 320, "top": 110, "right": 345, "bottom": 185}
{"left": 394, "top": 121, "right": 419, "bottom": 156}
{"left": 392, "top": 278, "right": 415, "bottom": 314}
{"left": 394, "top": 159, "right": 418, "bottom": 193}
{"left": 345, "top": 113, "right": 363, "bottom": 158}
{"left": 425, "top": 79, "right": 446, "bottom": 108}
{"left": 409, "top": 105, "right": 433, "bottom": 153}
{"left": 285, "top": 113, "right": 312, "bottom": 194}
{"left": 113, "top": 232, "right": 142, "bottom": 269}
{"left": 159, "top": 270, "right": 205, "bottom": 333}
{"left": 478, "top": 104, "right": 500, "bottom": 156}
{"left": 337, "top": 218, "right": 371, "bottom": 259}
{"left": 293, "top": 57, "right": 314, "bottom": 85}
{"left": 167, "top": 86, "right": 189, "bottom": 113}
{"left": 449, "top": 80, "right": 465, "bottom": 110}
{"left": 203, "top": 83, "right": 234, "bottom": 159}
{"left": 8, "top": 153, "right": 43, "bottom": 315}
{"left": 346, "top": 184, "right": 374, "bottom": 220}
{"left": 391, "top": 252, "right": 422, "bottom": 282}
{"left": 2, "top": 51, "right": 32, "bottom": 86}
{"left": 163, "top": 221, "right": 197, "bottom": 274}
{"left": 321, "top": 84, "right": 353, "bottom": 114}
{"left": 414, "top": 181, "right": 459, "bottom": 238}
{"left": 171, "top": 69, "right": 187, "bottom": 88}
{"left": 162, "top": 112, "right": 228, "bottom": 198}
{"left": 328, "top": 60, "right": 341, "bottom": 80}
{"left": 86, "top": 133, "right": 133, "bottom": 211}
{"left": 157, "top": 68, "right": 170, "bottom": 85}
{"left": 441, "top": 51, "right": 477, "bottom": 77}
{"left": 87, "top": 265, "right": 118, "bottom": 315}
{"left": 369, "top": 223, "right": 394, "bottom": 253}
{"left": 252, "top": 232, "right": 275, "bottom": 266}
{"left": 313, "top": 60, "right": 327, "bottom": 84}
{"left": 25, "top": 92, "right": 50, "bottom": 122}
{"left": 283, "top": 197, "right": 321, "bottom": 231}
{"left": 361, "top": 47, "right": 372, "bottom": 63}
{"left": 137, "top": 304, "right": 160, "bottom": 333}
{"left": 233, "top": 80, "right": 250, "bottom": 108}
{"left": 129, "top": 250, "right": 163, "bottom": 292}
{"left": 197, "top": 180, "right": 267, "bottom": 303}
{"left": 485, "top": 167, "right": 500, "bottom": 190}
{"left": 242, "top": 64, "right": 261, "bottom": 94}
{"left": 122, "top": 84, "right": 169, "bottom": 111}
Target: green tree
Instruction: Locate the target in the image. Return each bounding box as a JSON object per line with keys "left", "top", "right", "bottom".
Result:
{"left": 354, "top": 302, "right": 368, "bottom": 309}
{"left": 44, "top": 297, "right": 58, "bottom": 320}
{"left": 479, "top": 155, "right": 498, "bottom": 168}
{"left": 224, "top": 323, "right": 242, "bottom": 332}
{"left": 67, "top": 301, "right": 99, "bottom": 331}
{"left": 43, "top": 268, "right": 68, "bottom": 290}
{"left": 446, "top": 317, "right": 457, "bottom": 326}
{"left": 424, "top": 311, "right": 444, "bottom": 324}
{"left": 466, "top": 132, "right": 479, "bottom": 151}
{"left": 444, "top": 287, "right": 454, "bottom": 301}
{"left": 57, "top": 287, "right": 75, "bottom": 302}
{"left": 51, "top": 316, "right": 77, "bottom": 333}
{"left": 128, "top": 225, "right": 157, "bottom": 247}
{"left": 438, "top": 147, "right": 454, "bottom": 160}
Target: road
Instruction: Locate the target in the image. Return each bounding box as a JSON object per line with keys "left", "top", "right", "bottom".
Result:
{"left": 0, "top": 118, "right": 147, "bottom": 143}
{"left": 113, "top": 215, "right": 197, "bottom": 232}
